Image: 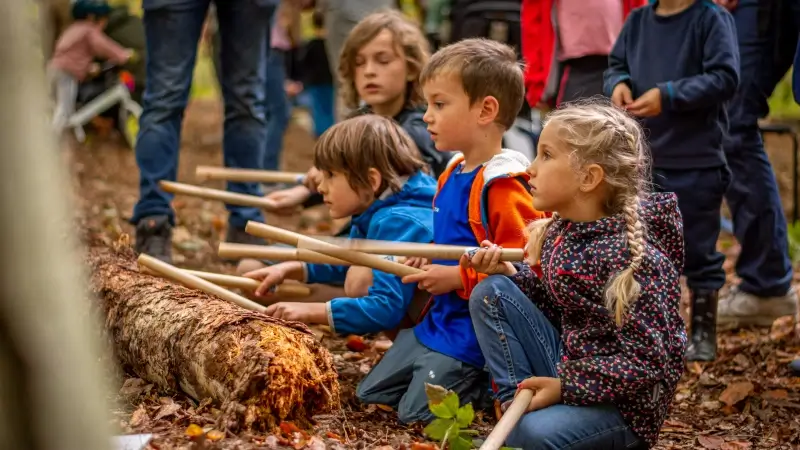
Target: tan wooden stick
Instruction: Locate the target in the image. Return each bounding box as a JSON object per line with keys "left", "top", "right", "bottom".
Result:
{"left": 159, "top": 180, "right": 278, "bottom": 211}
{"left": 217, "top": 243, "right": 355, "bottom": 265}
{"left": 181, "top": 269, "right": 311, "bottom": 297}
{"left": 195, "top": 166, "right": 305, "bottom": 184}
{"left": 245, "top": 222, "right": 423, "bottom": 278}
{"left": 479, "top": 389, "right": 534, "bottom": 450}
{"left": 137, "top": 254, "right": 267, "bottom": 313}
{"left": 304, "top": 235, "right": 525, "bottom": 261}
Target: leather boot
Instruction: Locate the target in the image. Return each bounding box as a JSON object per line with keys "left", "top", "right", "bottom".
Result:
{"left": 685, "top": 290, "right": 718, "bottom": 362}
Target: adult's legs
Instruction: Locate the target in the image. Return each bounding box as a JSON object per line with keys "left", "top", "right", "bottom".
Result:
{"left": 132, "top": 0, "right": 211, "bottom": 262}
{"left": 469, "top": 276, "right": 642, "bottom": 449}
{"left": 306, "top": 84, "right": 335, "bottom": 138}
{"left": 719, "top": 0, "right": 797, "bottom": 327}
{"left": 262, "top": 48, "right": 290, "bottom": 172}
{"left": 215, "top": 0, "right": 275, "bottom": 234}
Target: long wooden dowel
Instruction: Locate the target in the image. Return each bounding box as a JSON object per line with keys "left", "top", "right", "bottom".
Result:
{"left": 195, "top": 166, "right": 305, "bottom": 185}
{"left": 245, "top": 222, "right": 423, "bottom": 278}
{"left": 137, "top": 254, "right": 267, "bottom": 313}
{"left": 159, "top": 180, "right": 278, "bottom": 211}
{"left": 479, "top": 389, "right": 534, "bottom": 450}
{"left": 217, "top": 243, "right": 354, "bottom": 265}
{"left": 181, "top": 269, "right": 311, "bottom": 297}
{"left": 304, "top": 236, "right": 525, "bottom": 261}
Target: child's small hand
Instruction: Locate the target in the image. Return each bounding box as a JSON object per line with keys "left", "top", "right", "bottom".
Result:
{"left": 89, "top": 63, "right": 101, "bottom": 77}
{"left": 265, "top": 185, "right": 311, "bottom": 215}
{"left": 303, "top": 167, "right": 323, "bottom": 193}
{"left": 611, "top": 83, "right": 633, "bottom": 108}
{"left": 517, "top": 377, "right": 562, "bottom": 412}
{"left": 460, "top": 240, "right": 516, "bottom": 276}
{"left": 401, "top": 264, "right": 462, "bottom": 295}
{"left": 265, "top": 302, "right": 325, "bottom": 323}
{"left": 126, "top": 49, "right": 138, "bottom": 63}
{"left": 404, "top": 257, "right": 429, "bottom": 269}
{"left": 345, "top": 266, "right": 373, "bottom": 297}
{"left": 626, "top": 88, "right": 662, "bottom": 117}
{"left": 243, "top": 263, "right": 292, "bottom": 297}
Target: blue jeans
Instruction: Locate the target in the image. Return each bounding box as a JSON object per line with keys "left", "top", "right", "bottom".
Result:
{"left": 469, "top": 276, "right": 644, "bottom": 450}
{"left": 132, "top": 0, "right": 276, "bottom": 229}
{"left": 263, "top": 48, "right": 289, "bottom": 171}
{"left": 305, "top": 84, "right": 335, "bottom": 138}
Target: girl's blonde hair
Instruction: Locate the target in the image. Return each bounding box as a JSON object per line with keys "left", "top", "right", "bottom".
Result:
{"left": 527, "top": 99, "right": 650, "bottom": 327}
{"left": 338, "top": 10, "right": 430, "bottom": 110}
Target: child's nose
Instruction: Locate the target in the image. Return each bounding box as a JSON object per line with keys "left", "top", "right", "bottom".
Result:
{"left": 422, "top": 108, "right": 432, "bottom": 124}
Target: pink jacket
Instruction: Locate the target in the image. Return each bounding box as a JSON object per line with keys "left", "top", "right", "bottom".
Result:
{"left": 49, "top": 21, "right": 130, "bottom": 81}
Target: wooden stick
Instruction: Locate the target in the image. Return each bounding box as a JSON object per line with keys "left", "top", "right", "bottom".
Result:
{"left": 159, "top": 180, "right": 278, "bottom": 211}
{"left": 217, "top": 243, "right": 355, "bottom": 265}
{"left": 181, "top": 269, "right": 311, "bottom": 297}
{"left": 245, "top": 222, "right": 423, "bottom": 278}
{"left": 479, "top": 389, "right": 534, "bottom": 450}
{"left": 195, "top": 166, "right": 305, "bottom": 185}
{"left": 304, "top": 235, "right": 525, "bottom": 261}
{"left": 137, "top": 253, "right": 268, "bottom": 313}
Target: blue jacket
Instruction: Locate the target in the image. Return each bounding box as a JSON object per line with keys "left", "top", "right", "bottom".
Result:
{"left": 305, "top": 171, "right": 436, "bottom": 335}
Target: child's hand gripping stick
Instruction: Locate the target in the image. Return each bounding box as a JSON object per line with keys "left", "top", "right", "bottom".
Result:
{"left": 244, "top": 222, "right": 424, "bottom": 278}
{"left": 195, "top": 166, "right": 306, "bottom": 185}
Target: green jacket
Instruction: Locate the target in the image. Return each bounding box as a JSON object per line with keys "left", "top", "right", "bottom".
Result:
{"left": 105, "top": 6, "right": 146, "bottom": 94}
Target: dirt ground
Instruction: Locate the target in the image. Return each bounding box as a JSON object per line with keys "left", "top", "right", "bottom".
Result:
{"left": 71, "top": 99, "right": 800, "bottom": 450}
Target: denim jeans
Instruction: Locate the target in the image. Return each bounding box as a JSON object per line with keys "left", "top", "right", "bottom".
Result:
{"left": 305, "top": 84, "right": 335, "bottom": 138}
{"left": 263, "top": 48, "right": 289, "bottom": 171}
{"left": 132, "top": 0, "right": 276, "bottom": 230}
{"left": 469, "top": 275, "right": 644, "bottom": 450}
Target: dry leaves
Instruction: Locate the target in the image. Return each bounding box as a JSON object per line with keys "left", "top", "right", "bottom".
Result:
{"left": 719, "top": 381, "right": 754, "bottom": 407}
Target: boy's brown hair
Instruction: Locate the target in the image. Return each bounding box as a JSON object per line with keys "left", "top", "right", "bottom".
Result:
{"left": 420, "top": 38, "right": 524, "bottom": 129}
{"left": 338, "top": 10, "right": 430, "bottom": 110}
{"left": 314, "top": 115, "right": 426, "bottom": 194}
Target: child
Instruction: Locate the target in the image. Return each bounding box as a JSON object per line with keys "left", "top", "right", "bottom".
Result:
{"left": 465, "top": 101, "right": 686, "bottom": 449}
{"left": 298, "top": 10, "right": 335, "bottom": 138}
{"left": 354, "top": 38, "right": 544, "bottom": 424}
{"left": 603, "top": 0, "right": 739, "bottom": 362}
{"left": 243, "top": 114, "right": 437, "bottom": 335}
{"left": 49, "top": 0, "right": 135, "bottom": 132}
{"left": 263, "top": 9, "right": 453, "bottom": 214}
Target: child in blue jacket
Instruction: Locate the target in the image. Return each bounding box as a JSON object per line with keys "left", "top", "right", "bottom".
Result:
{"left": 243, "top": 114, "right": 436, "bottom": 336}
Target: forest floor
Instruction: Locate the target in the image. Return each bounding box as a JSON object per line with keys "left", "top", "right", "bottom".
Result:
{"left": 70, "top": 99, "right": 800, "bottom": 450}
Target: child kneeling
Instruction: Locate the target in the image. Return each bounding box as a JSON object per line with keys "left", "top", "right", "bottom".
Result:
{"left": 243, "top": 114, "right": 436, "bottom": 336}
{"left": 464, "top": 102, "right": 686, "bottom": 449}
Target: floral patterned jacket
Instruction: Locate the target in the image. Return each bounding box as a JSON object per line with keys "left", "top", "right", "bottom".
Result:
{"left": 511, "top": 192, "right": 686, "bottom": 447}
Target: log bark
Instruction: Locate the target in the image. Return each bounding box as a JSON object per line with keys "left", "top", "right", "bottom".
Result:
{"left": 87, "top": 242, "right": 339, "bottom": 431}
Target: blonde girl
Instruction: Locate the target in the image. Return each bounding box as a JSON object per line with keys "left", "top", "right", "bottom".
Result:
{"left": 461, "top": 100, "right": 686, "bottom": 449}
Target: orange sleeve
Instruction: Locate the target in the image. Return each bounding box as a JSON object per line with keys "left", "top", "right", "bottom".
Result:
{"left": 457, "top": 177, "right": 545, "bottom": 298}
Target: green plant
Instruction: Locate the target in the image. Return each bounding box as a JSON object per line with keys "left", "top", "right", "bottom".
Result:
{"left": 787, "top": 220, "right": 800, "bottom": 265}
{"left": 423, "top": 383, "right": 517, "bottom": 450}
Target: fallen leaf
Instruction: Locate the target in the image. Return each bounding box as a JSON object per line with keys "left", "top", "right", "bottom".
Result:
{"left": 411, "top": 443, "right": 438, "bottom": 450}
{"left": 325, "top": 431, "right": 343, "bottom": 442}
{"left": 279, "top": 422, "right": 304, "bottom": 437}
{"left": 373, "top": 446, "right": 393, "bottom": 450}
{"left": 119, "top": 378, "right": 147, "bottom": 397}
{"left": 376, "top": 404, "right": 393, "bottom": 412}
{"left": 769, "top": 315, "right": 795, "bottom": 341}
{"left": 129, "top": 405, "right": 149, "bottom": 428}
{"left": 345, "top": 335, "right": 368, "bottom": 352}
{"left": 720, "top": 441, "right": 752, "bottom": 450}
{"left": 185, "top": 424, "right": 204, "bottom": 438}
{"left": 698, "top": 435, "right": 725, "bottom": 449}
{"left": 763, "top": 389, "right": 788, "bottom": 400}
{"left": 719, "top": 381, "right": 754, "bottom": 407}
{"left": 206, "top": 429, "right": 225, "bottom": 441}
{"left": 154, "top": 401, "right": 182, "bottom": 420}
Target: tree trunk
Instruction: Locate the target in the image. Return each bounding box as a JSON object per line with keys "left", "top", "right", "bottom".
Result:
{"left": 87, "top": 241, "right": 339, "bottom": 431}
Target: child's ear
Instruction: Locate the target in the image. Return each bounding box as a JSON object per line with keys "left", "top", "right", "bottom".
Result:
{"left": 477, "top": 95, "right": 500, "bottom": 125}
{"left": 579, "top": 164, "right": 605, "bottom": 193}
{"left": 367, "top": 168, "right": 383, "bottom": 194}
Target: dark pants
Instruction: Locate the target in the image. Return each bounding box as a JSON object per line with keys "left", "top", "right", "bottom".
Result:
{"left": 263, "top": 48, "right": 290, "bottom": 172}
{"left": 557, "top": 55, "right": 608, "bottom": 105}
{"left": 654, "top": 167, "right": 731, "bottom": 292}
{"left": 722, "top": 0, "right": 798, "bottom": 297}
{"left": 132, "top": 0, "right": 276, "bottom": 229}
{"left": 305, "top": 84, "right": 335, "bottom": 138}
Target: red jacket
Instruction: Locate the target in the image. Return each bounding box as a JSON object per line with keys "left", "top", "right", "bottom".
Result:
{"left": 521, "top": 0, "right": 647, "bottom": 107}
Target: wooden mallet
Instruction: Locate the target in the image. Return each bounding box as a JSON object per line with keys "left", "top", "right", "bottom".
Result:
{"left": 244, "top": 222, "right": 423, "bottom": 278}
{"left": 159, "top": 180, "right": 278, "bottom": 211}
{"left": 195, "top": 166, "right": 306, "bottom": 185}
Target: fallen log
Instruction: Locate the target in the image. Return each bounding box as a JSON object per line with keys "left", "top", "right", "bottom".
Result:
{"left": 87, "top": 243, "right": 339, "bottom": 431}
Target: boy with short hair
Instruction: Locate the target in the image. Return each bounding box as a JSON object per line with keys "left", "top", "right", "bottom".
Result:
{"left": 356, "top": 38, "right": 545, "bottom": 424}
{"left": 604, "top": 0, "right": 740, "bottom": 362}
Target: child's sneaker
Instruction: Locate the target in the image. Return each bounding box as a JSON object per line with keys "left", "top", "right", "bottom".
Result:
{"left": 134, "top": 215, "right": 172, "bottom": 264}
{"left": 716, "top": 286, "right": 798, "bottom": 329}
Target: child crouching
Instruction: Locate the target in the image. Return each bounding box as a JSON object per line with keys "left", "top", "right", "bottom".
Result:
{"left": 243, "top": 114, "right": 436, "bottom": 336}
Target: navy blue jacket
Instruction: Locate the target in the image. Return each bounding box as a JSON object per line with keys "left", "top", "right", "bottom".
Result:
{"left": 604, "top": 1, "right": 739, "bottom": 169}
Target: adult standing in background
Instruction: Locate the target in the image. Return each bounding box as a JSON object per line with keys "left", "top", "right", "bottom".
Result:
{"left": 132, "top": 0, "right": 277, "bottom": 264}
{"left": 712, "top": 0, "right": 799, "bottom": 334}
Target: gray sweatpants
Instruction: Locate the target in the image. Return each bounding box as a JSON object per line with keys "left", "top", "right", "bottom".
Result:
{"left": 356, "top": 329, "right": 488, "bottom": 424}
{"left": 50, "top": 69, "right": 77, "bottom": 132}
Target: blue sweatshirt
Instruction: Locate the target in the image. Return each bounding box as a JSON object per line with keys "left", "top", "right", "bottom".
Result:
{"left": 604, "top": 1, "right": 739, "bottom": 169}
{"left": 305, "top": 171, "right": 436, "bottom": 335}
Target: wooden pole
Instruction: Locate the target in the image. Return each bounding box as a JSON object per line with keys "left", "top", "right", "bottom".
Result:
{"left": 302, "top": 236, "right": 525, "bottom": 261}
{"left": 137, "top": 254, "right": 269, "bottom": 313}
{"left": 195, "top": 166, "right": 305, "bottom": 185}
{"left": 245, "top": 222, "right": 423, "bottom": 278}
{"left": 181, "top": 269, "right": 311, "bottom": 297}
{"left": 159, "top": 180, "right": 279, "bottom": 211}
{"left": 479, "top": 390, "right": 534, "bottom": 450}
{"left": 217, "top": 243, "right": 356, "bottom": 265}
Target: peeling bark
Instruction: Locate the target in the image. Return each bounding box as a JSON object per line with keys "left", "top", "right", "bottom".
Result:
{"left": 87, "top": 243, "right": 339, "bottom": 431}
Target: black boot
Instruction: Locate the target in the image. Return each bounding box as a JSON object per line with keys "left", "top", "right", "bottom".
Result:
{"left": 685, "top": 290, "right": 718, "bottom": 362}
